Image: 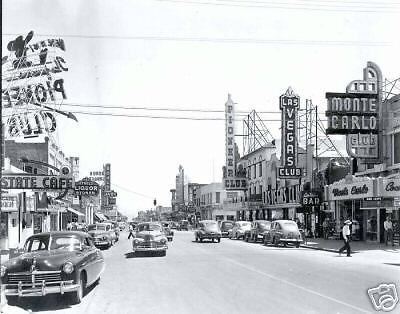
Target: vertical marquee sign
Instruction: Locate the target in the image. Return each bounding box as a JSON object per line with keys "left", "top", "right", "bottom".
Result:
{"left": 223, "top": 94, "right": 247, "bottom": 190}
{"left": 325, "top": 62, "right": 382, "bottom": 160}
{"left": 278, "top": 87, "right": 302, "bottom": 178}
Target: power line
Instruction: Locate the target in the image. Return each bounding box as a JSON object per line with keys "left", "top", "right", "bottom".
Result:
{"left": 154, "top": 0, "right": 400, "bottom": 13}
{"left": 213, "top": 0, "right": 400, "bottom": 9}
{"left": 1, "top": 33, "right": 391, "bottom": 46}
{"left": 112, "top": 183, "right": 154, "bottom": 199}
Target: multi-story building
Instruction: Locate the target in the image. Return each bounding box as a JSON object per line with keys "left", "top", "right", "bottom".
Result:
{"left": 195, "top": 182, "right": 239, "bottom": 221}
{"left": 1, "top": 136, "right": 78, "bottom": 250}
{"left": 175, "top": 165, "right": 185, "bottom": 212}
{"left": 170, "top": 188, "right": 176, "bottom": 211}
{"left": 325, "top": 94, "right": 400, "bottom": 243}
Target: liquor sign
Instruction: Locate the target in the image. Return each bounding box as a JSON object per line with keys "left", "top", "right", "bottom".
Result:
{"left": 278, "top": 87, "right": 302, "bottom": 178}
{"left": 104, "top": 163, "right": 111, "bottom": 191}
{"left": 0, "top": 174, "right": 74, "bottom": 190}
{"left": 329, "top": 180, "right": 374, "bottom": 201}
{"left": 325, "top": 62, "right": 382, "bottom": 159}
{"left": 1, "top": 195, "right": 18, "bottom": 212}
{"left": 223, "top": 94, "right": 247, "bottom": 190}
{"left": 74, "top": 178, "right": 100, "bottom": 196}
{"left": 301, "top": 190, "right": 322, "bottom": 208}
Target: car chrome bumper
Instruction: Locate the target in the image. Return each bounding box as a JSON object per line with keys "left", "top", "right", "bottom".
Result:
{"left": 94, "top": 240, "right": 110, "bottom": 246}
{"left": 2, "top": 280, "right": 79, "bottom": 297}
{"left": 280, "top": 239, "right": 302, "bottom": 243}
{"left": 200, "top": 234, "right": 221, "bottom": 239}
{"left": 133, "top": 246, "right": 167, "bottom": 252}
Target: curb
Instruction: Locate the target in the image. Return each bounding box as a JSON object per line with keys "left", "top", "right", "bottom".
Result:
{"left": 301, "top": 244, "right": 338, "bottom": 253}
{"left": 300, "top": 244, "right": 361, "bottom": 254}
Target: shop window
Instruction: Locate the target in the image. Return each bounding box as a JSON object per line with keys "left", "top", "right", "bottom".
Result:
{"left": 25, "top": 165, "right": 33, "bottom": 173}
{"left": 366, "top": 209, "right": 377, "bottom": 241}
{"left": 259, "top": 162, "right": 262, "bottom": 177}
{"left": 216, "top": 192, "right": 220, "bottom": 204}
{"left": 394, "top": 132, "right": 400, "bottom": 164}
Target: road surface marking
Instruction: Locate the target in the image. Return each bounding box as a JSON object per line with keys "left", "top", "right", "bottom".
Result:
{"left": 225, "top": 258, "right": 373, "bottom": 314}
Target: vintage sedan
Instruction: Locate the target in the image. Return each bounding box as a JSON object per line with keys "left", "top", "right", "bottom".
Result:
{"left": 245, "top": 220, "right": 271, "bottom": 243}
{"left": 219, "top": 220, "right": 235, "bottom": 238}
{"left": 161, "top": 221, "right": 174, "bottom": 241}
{"left": 132, "top": 222, "right": 168, "bottom": 256}
{"left": 266, "top": 220, "right": 303, "bottom": 248}
{"left": 0, "top": 231, "right": 105, "bottom": 304}
{"left": 87, "top": 223, "right": 115, "bottom": 248}
{"left": 194, "top": 220, "right": 222, "bottom": 242}
{"left": 228, "top": 221, "right": 251, "bottom": 240}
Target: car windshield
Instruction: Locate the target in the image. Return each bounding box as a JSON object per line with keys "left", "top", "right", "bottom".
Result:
{"left": 282, "top": 222, "right": 299, "bottom": 232}
{"left": 138, "top": 224, "right": 161, "bottom": 232}
{"left": 93, "top": 225, "right": 107, "bottom": 231}
{"left": 222, "top": 222, "right": 234, "bottom": 229}
{"left": 24, "top": 236, "right": 50, "bottom": 252}
{"left": 239, "top": 222, "right": 251, "bottom": 228}
{"left": 203, "top": 221, "right": 219, "bottom": 231}
{"left": 88, "top": 225, "right": 97, "bottom": 231}
{"left": 259, "top": 222, "right": 271, "bottom": 229}
{"left": 50, "top": 235, "right": 82, "bottom": 251}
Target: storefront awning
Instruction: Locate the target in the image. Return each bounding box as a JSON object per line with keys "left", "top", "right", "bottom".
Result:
{"left": 66, "top": 207, "right": 85, "bottom": 217}
{"left": 94, "top": 212, "right": 109, "bottom": 222}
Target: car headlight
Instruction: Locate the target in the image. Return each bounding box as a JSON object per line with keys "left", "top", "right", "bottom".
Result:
{"left": 0, "top": 265, "right": 7, "bottom": 277}
{"left": 62, "top": 262, "right": 74, "bottom": 274}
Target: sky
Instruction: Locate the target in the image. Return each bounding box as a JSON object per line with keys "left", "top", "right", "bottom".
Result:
{"left": 2, "top": 0, "right": 400, "bottom": 218}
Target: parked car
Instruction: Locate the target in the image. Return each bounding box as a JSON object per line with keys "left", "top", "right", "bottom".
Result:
{"left": 0, "top": 231, "right": 105, "bottom": 305}
{"left": 194, "top": 220, "right": 222, "bottom": 242}
{"left": 219, "top": 220, "right": 235, "bottom": 238}
{"left": 229, "top": 221, "right": 251, "bottom": 240}
{"left": 118, "top": 221, "right": 126, "bottom": 231}
{"left": 87, "top": 223, "right": 115, "bottom": 248}
{"left": 161, "top": 221, "right": 174, "bottom": 241}
{"left": 106, "top": 221, "right": 120, "bottom": 242}
{"left": 178, "top": 220, "right": 189, "bottom": 231}
{"left": 245, "top": 220, "right": 271, "bottom": 242}
{"left": 132, "top": 222, "right": 168, "bottom": 256}
{"left": 169, "top": 222, "right": 178, "bottom": 230}
{"left": 264, "top": 220, "right": 303, "bottom": 247}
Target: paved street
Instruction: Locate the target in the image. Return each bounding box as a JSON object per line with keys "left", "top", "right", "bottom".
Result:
{"left": 6, "top": 231, "right": 400, "bottom": 314}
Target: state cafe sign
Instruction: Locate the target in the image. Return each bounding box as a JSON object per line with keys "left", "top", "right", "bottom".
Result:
{"left": 0, "top": 174, "right": 74, "bottom": 190}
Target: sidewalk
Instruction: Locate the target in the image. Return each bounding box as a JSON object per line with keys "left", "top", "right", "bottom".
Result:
{"left": 301, "top": 237, "right": 400, "bottom": 254}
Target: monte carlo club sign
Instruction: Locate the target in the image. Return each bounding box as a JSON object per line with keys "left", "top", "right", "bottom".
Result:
{"left": 325, "top": 62, "right": 382, "bottom": 160}
{"left": 278, "top": 87, "right": 302, "bottom": 179}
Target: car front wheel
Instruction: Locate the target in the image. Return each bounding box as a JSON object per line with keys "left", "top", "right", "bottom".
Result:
{"left": 70, "top": 273, "right": 85, "bottom": 304}
{"left": 217, "top": 238, "right": 221, "bottom": 243}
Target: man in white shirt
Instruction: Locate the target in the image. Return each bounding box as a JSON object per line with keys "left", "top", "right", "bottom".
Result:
{"left": 384, "top": 216, "right": 394, "bottom": 246}
{"left": 338, "top": 220, "right": 352, "bottom": 257}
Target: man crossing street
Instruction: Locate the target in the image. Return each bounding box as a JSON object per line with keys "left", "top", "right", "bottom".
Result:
{"left": 338, "top": 220, "right": 352, "bottom": 257}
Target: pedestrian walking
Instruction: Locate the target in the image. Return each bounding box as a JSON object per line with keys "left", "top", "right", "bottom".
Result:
{"left": 322, "top": 218, "right": 329, "bottom": 239}
{"left": 66, "top": 221, "right": 72, "bottom": 231}
{"left": 384, "top": 216, "right": 394, "bottom": 246}
{"left": 128, "top": 224, "right": 134, "bottom": 239}
{"left": 338, "top": 220, "right": 352, "bottom": 257}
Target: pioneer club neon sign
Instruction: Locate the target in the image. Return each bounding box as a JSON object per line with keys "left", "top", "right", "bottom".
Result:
{"left": 278, "top": 87, "right": 302, "bottom": 178}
